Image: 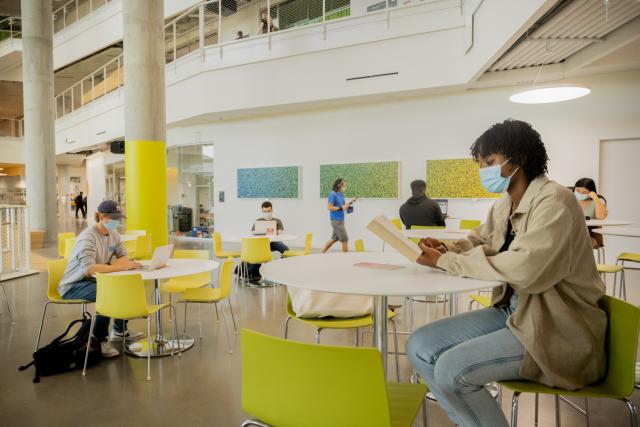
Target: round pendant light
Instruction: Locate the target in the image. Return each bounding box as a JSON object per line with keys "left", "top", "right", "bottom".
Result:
{"left": 509, "top": 85, "right": 591, "bottom": 104}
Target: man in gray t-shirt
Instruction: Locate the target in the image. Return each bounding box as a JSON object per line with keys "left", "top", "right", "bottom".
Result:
{"left": 59, "top": 200, "right": 141, "bottom": 358}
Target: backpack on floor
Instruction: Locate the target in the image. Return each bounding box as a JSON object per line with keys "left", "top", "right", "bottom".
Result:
{"left": 19, "top": 312, "right": 101, "bottom": 383}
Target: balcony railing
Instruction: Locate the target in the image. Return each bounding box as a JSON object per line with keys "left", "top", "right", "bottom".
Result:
{"left": 54, "top": 0, "right": 462, "bottom": 119}
{"left": 53, "top": 0, "right": 113, "bottom": 33}
{"left": 0, "top": 118, "right": 24, "bottom": 141}
{"left": 0, "top": 17, "right": 21, "bottom": 42}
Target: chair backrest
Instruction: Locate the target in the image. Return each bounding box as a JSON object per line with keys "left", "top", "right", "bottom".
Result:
{"left": 58, "top": 232, "right": 75, "bottom": 257}
{"left": 460, "top": 219, "right": 481, "bottom": 230}
{"left": 599, "top": 295, "right": 640, "bottom": 397}
{"left": 134, "top": 234, "right": 153, "bottom": 260}
{"left": 303, "top": 233, "right": 313, "bottom": 255}
{"left": 63, "top": 237, "right": 77, "bottom": 259}
{"left": 213, "top": 232, "right": 225, "bottom": 257}
{"left": 410, "top": 225, "right": 445, "bottom": 229}
{"left": 172, "top": 249, "right": 212, "bottom": 287}
{"left": 95, "top": 273, "right": 149, "bottom": 319}
{"left": 390, "top": 218, "right": 402, "bottom": 230}
{"left": 123, "top": 239, "right": 137, "bottom": 256}
{"left": 47, "top": 258, "right": 68, "bottom": 301}
{"left": 241, "top": 238, "right": 272, "bottom": 264}
{"left": 125, "top": 229, "right": 146, "bottom": 236}
{"left": 241, "top": 329, "right": 392, "bottom": 427}
{"left": 218, "top": 258, "right": 234, "bottom": 299}
{"left": 354, "top": 239, "right": 365, "bottom": 252}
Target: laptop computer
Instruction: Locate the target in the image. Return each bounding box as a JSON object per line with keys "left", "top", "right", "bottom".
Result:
{"left": 252, "top": 220, "right": 277, "bottom": 235}
{"left": 142, "top": 244, "right": 174, "bottom": 271}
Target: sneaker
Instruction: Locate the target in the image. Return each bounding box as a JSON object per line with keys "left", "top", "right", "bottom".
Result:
{"left": 101, "top": 341, "right": 120, "bottom": 358}
{"left": 110, "top": 329, "right": 145, "bottom": 341}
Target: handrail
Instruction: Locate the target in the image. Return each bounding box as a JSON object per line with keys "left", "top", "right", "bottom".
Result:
{"left": 53, "top": 0, "right": 113, "bottom": 33}
{"left": 55, "top": 0, "right": 465, "bottom": 119}
{"left": 0, "top": 16, "right": 21, "bottom": 40}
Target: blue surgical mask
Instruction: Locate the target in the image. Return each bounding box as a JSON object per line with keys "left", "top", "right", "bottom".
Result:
{"left": 105, "top": 219, "right": 120, "bottom": 230}
{"left": 574, "top": 192, "right": 588, "bottom": 201}
{"left": 479, "top": 160, "right": 518, "bottom": 193}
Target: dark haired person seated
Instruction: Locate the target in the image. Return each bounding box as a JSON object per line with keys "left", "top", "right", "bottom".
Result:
{"left": 407, "top": 119, "right": 606, "bottom": 427}
{"left": 245, "top": 201, "right": 289, "bottom": 282}
{"left": 574, "top": 177, "right": 608, "bottom": 248}
{"left": 399, "top": 179, "right": 445, "bottom": 229}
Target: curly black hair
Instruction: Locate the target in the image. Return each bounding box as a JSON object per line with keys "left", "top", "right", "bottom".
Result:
{"left": 470, "top": 119, "right": 549, "bottom": 181}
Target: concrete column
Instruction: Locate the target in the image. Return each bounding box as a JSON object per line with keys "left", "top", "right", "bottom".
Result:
{"left": 123, "top": 0, "right": 168, "bottom": 248}
{"left": 21, "top": 0, "right": 58, "bottom": 242}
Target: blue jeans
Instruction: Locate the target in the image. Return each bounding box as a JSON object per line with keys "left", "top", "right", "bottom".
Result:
{"left": 247, "top": 241, "right": 289, "bottom": 278}
{"left": 62, "top": 280, "right": 126, "bottom": 342}
{"left": 407, "top": 306, "right": 524, "bottom": 427}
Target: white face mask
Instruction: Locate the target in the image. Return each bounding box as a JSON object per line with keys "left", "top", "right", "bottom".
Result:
{"left": 263, "top": 212, "right": 273, "bottom": 220}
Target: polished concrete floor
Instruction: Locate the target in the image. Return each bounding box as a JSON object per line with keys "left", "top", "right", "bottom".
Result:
{"left": 1, "top": 217, "right": 639, "bottom": 426}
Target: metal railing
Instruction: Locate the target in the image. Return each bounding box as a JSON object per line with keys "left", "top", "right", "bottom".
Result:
{"left": 0, "top": 17, "right": 21, "bottom": 42}
{"left": 55, "top": 0, "right": 462, "bottom": 119}
{"left": 0, "top": 118, "right": 24, "bottom": 141}
{"left": 53, "top": 0, "right": 113, "bottom": 33}
{"left": 0, "top": 206, "right": 30, "bottom": 277}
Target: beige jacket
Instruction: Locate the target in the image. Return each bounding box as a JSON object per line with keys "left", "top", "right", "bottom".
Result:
{"left": 437, "top": 176, "right": 606, "bottom": 390}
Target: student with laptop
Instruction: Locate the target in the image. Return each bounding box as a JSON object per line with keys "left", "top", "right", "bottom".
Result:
{"left": 58, "top": 200, "right": 143, "bottom": 358}
{"left": 399, "top": 179, "right": 446, "bottom": 229}
{"left": 246, "top": 201, "right": 289, "bottom": 281}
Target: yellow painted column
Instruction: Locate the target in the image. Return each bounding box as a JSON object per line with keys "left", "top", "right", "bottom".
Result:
{"left": 125, "top": 140, "right": 167, "bottom": 248}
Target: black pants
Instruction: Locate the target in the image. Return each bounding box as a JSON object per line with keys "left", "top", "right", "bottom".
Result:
{"left": 247, "top": 241, "right": 289, "bottom": 278}
{"left": 75, "top": 204, "right": 86, "bottom": 218}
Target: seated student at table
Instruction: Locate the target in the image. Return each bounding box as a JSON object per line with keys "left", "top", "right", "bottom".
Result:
{"left": 574, "top": 177, "right": 608, "bottom": 248}
{"left": 399, "top": 179, "right": 445, "bottom": 229}
{"left": 246, "top": 201, "right": 289, "bottom": 281}
{"left": 58, "top": 201, "right": 143, "bottom": 358}
{"left": 407, "top": 119, "right": 606, "bottom": 427}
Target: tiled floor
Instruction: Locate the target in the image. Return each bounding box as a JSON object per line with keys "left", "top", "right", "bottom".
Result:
{"left": 0, "top": 217, "right": 638, "bottom": 426}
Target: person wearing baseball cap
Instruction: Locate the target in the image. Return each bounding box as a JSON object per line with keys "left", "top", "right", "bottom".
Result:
{"left": 58, "top": 200, "right": 143, "bottom": 358}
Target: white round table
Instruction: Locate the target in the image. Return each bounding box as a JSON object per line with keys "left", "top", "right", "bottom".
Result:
{"left": 585, "top": 219, "right": 632, "bottom": 227}
{"left": 592, "top": 227, "right": 640, "bottom": 238}
{"left": 229, "top": 234, "right": 299, "bottom": 243}
{"left": 106, "top": 258, "right": 219, "bottom": 357}
{"left": 260, "top": 252, "right": 501, "bottom": 376}
{"left": 402, "top": 229, "right": 470, "bottom": 240}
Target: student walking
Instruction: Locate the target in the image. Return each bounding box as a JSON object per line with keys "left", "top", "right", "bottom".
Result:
{"left": 322, "top": 178, "right": 355, "bottom": 253}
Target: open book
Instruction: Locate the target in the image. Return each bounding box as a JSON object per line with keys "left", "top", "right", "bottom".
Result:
{"left": 367, "top": 214, "right": 422, "bottom": 262}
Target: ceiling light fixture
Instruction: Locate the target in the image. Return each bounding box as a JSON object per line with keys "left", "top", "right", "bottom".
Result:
{"left": 509, "top": 85, "right": 591, "bottom": 104}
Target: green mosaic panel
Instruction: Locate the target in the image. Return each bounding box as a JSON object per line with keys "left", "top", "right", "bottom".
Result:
{"left": 319, "top": 161, "right": 399, "bottom": 198}
{"left": 237, "top": 166, "right": 300, "bottom": 198}
{"left": 426, "top": 159, "right": 500, "bottom": 199}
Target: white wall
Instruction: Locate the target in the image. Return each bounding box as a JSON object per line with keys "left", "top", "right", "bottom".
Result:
{"left": 166, "top": 70, "right": 640, "bottom": 250}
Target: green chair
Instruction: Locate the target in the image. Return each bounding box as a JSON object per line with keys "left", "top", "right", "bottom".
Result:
{"left": 500, "top": 295, "right": 640, "bottom": 427}
{"left": 241, "top": 328, "right": 427, "bottom": 427}
{"left": 460, "top": 219, "right": 481, "bottom": 230}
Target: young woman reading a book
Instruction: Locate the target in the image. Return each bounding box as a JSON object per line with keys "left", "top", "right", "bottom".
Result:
{"left": 406, "top": 119, "right": 606, "bottom": 427}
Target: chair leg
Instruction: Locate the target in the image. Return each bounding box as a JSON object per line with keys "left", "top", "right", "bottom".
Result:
{"left": 1, "top": 285, "right": 14, "bottom": 325}
{"left": 511, "top": 392, "right": 520, "bottom": 427}
{"left": 183, "top": 301, "right": 188, "bottom": 336}
{"left": 315, "top": 328, "right": 322, "bottom": 344}
{"left": 214, "top": 303, "right": 220, "bottom": 321}
{"left": 34, "top": 301, "right": 51, "bottom": 352}
{"left": 355, "top": 327, "right": 361, "bottom": 346}
{"left": 283, "top": 316, "right": 291, "bottom": 339}
{"left": 623, "top": 398, "right": 638, "bottom": 427}
{"left": 219, "top": 302, "right": 233, "bottom": 354}
{"left": 585, "top": 397, "right": 590, "bottom": 427}
{"left": 227, "top": 297, "right": 238, "bottom": 333}
{"left": 534, "top": 393, "right": 539, "bottom": 427}
{"left": 391, "top": 318, "right": 400, "bottom": 382}
{"left": 170, "top": 305, "right": 181, "bottom": 356}
{"left": 422, "top": 395, "right": 429, "bottom": 427}
{"left": 146, "top": 316, "right": 151, "bottom": 381}
{"left": 198, "top": 304, "right": 203, "bottom": 339}
{"left": 82, "top": 314, "right": 97, "bottom": 376}
{"left": 555, "top": 395, "right": 561, "bottom": 427}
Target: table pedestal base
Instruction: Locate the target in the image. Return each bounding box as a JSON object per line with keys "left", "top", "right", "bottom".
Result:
{"left": 125, "top": 335, "right": 195, "bottom": 358}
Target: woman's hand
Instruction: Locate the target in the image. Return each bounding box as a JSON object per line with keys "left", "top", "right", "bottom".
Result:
{"left": 417, "top": 242, "right": 442, "bottom": 268}
{"left": 589, "top": 191, "right": 599, "bottom": 201}
{"left": 420, "top": 238, "right": 447, "bottom": 254}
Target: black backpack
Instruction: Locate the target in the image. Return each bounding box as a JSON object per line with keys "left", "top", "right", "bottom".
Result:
{"left": 19, "top": 312, "right": 102, "bottom": 383}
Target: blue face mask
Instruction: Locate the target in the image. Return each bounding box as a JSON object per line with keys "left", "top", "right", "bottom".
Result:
{"left": 479, "top": 160, "right": 518, "bottom": 193}
{"left": 575, "top": 192, "right": 588, "bottom": 201}
{"left": 105, "top": 219, "right": 120, "bottom": 231}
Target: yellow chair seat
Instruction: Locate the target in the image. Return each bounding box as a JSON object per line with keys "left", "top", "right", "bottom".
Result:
{"left": 499, "top": 379, "right": 626, "bottom": 400}
{"left": 618, "top": 252, "right": 640, "bottom": 263}
{"left": 469, "top": 294, "right": 492, "bottom": 308}
{"left": 145, "top": 303, "right": 169, "bottom": 317}
{"left": 180, "top": 287, "right": 224, "bottom": 303}
{"left": 161, "top": 278, "right": 207, "bottom": 294}
{"left": 217, "top": 250, "right": 241, "bottom": 258}
{"left": 597, "top": 264, "right": 624, "bottom": 274}
{"left": 54, "top": 298, "right": 91, "bottom": 304}
{"left": 287, "top": 300, "right": 395, "bottom": 329}
{"left": 387, "top": 383, "right": 430, "bottom": 427}
{"left": 282, "top": 249, "right": 306, "bottom": 257}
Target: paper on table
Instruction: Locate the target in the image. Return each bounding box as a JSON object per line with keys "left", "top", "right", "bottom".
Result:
{"left": 353, "top": 262, "right": 405, "bottom": 270}
{"left": 367, "top": 214, "right": 422, "bottom": 262}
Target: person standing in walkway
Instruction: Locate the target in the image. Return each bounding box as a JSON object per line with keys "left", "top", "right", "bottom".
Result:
{"left": 74, "top": 192, "right": 86, "bottom": 219}
{"left": 322, "top": 178, "right": 354, "bottom": 253}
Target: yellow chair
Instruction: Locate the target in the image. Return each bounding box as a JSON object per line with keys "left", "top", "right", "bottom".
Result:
{"left": 63, "top": 237, "right": 76, "bottom": 259}
{"left": 391, "top": 218, "right": 403, "bottom": 230}
{"left": 239, "top": 237, "right": 272, "bottom": 287}
{"left": 123, "top": 239, "right": 137, "bottom": 259}
{"left": 615, "top": 252, "right": 640, "bottom": 301}
{"left": 460, "top": 219, "right": 481, "bottom": 230}
{"left": 283, "top": 233, "right": 313, "bottom": 257}
{"left": 35, "top": 259, "right": 91, "bottom": 351}
{"left": 82, "top": 273, "right": 180, "bottom": 380}
{"left": 354, "top": 239, "right": 365, "bottom": 252}
{"left": 284, "top": 296, "right": 401, "bottom": 381}
{"left": 57, "top": 232, "right": 75, "bottom": 257}
{"left": 597, "top": 264, "right": 625, "bottom": 299}
{"left": 468, "top": 294, "right": 492, "bottom": 310}
{"left": 241, "top": 329, "right": 427, "bottom": 427}
{"left": 133, "top": 234, "right": 153, "bottom": 260}
{"left": 179, "top": 258, "right": 238, "bottom": 353}
{"left": 213, "top": 232, "right": 241, "bottom": 259}
{"left": 125, "top": 229, "right": 146, "bottom": 236}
